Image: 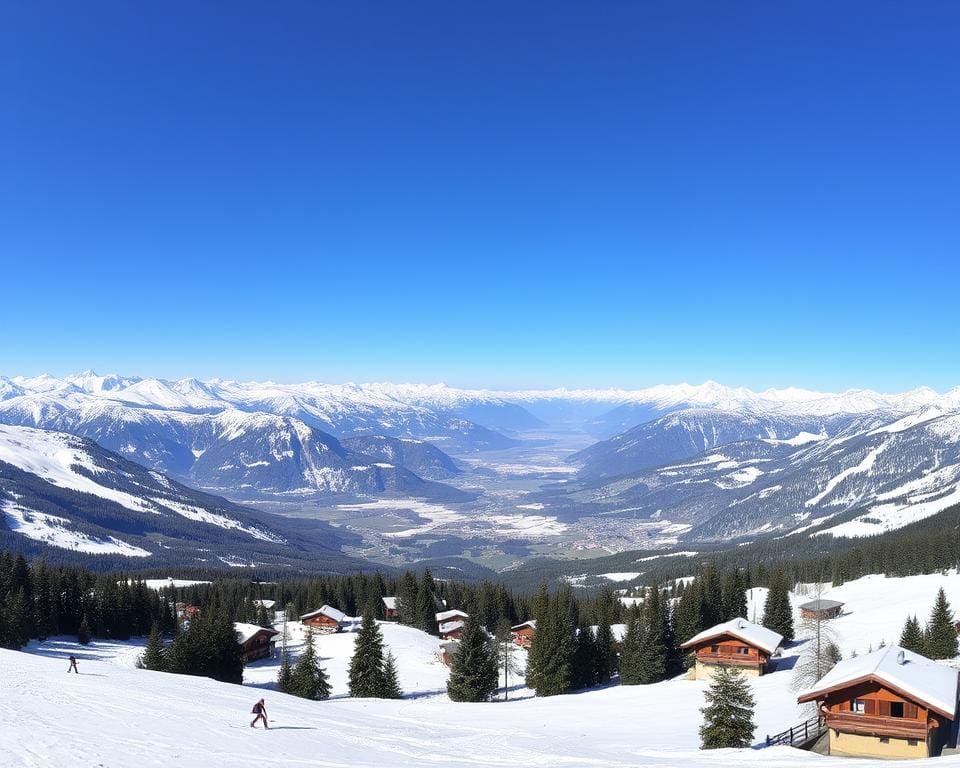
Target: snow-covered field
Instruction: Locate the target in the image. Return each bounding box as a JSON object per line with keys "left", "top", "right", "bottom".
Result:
{"left": 6, "top": 571, "right": 960, "bottom": 767}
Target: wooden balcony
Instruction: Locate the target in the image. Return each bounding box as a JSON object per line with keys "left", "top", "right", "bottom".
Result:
{"left": 826, "top": 712, "right": 930, "bottom": 740}
{"left": 696, "top": 652, "right": 762, "bottom": 667}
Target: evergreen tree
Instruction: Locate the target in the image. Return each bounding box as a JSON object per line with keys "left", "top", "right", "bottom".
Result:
{"left": 762, "top": 571, "right": 794, "bottom": 641}
{"left": 619, "top": 604, "right": 645, "bottom": 685}
{"left": 447, "top": 615, "right": 499, "bottom": 702}
{"left": 277, "top": 651, "right": 293, "bottom": 693}
{"left": 899, "top": 615, "right": 926, "bottom": 655}
{"left": 77, "top": 613, "right": 92, "bottom": 645}
{"left": 925, "top": 588, "right": 958, "bottom": 660}
{"left": 414, "top": 570, "right": 438, "bottom": 633}
{"left": 634, "top": 586, "right": 668, "bottom": 684}
{"left": 289, "top": 628, "right": 331, "bottom": 700}
{"left": 524, "top": 584, "right": 552, "bottom": 694}
{"left": 674, "top": 578, "right": 703, "bottom": 647}
{"left": 571, "top": 622, "right": 599, "bottom": 690}
{"left": 348, "top": 613, "right": 387, "bottom": 697}
{"left": 700, "top": 665, "right": 756, "bottom": 749}
{"left": 700, "top": 564, "right": 724, "bottom": 628}
{"left": 140, "top": 623, "right": 166, "bottom": 671}
{"left": 381, "top": 652, "right": 403, "bottom": 699}
{"left": 721, "top": 569, "right": 747, "bottom": 621}
{"left": 593, "top": 614, "right": 615, "bottom": 684}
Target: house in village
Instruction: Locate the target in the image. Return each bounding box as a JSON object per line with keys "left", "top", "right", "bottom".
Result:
{"left": 511, "top": 620, "right": 536, "bottom": 648}
{"left": 799, "top": 598, "right": 845, "bottom": 621}
{"left": 382, "top": 597, "right": 399, "bottom": 621}
{"left": 234, "top": 622, "right": 279, "bottom": 663}
{"left": 798, "top": 645, "right": 959, "bottom": 759}
{"left": 300, "top": 605, "right": 348, "bottom": 634}
{"left": 436, "top": 609, "right": 469, "bottom": 640}
{"left": 438, "top": 639, "right": 459, "bottom": 666}
{"left": 681, "top": 618, "right": 783, "bottom": 681}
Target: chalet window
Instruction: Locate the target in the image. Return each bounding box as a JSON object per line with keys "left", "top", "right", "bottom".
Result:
{"left": 889, "top": 702, "right": 904, "bottom": 718}
{"left": 710, "top": 645, "right": 719, "bottom": 653}
{"left": 908, "top": 740, "right": 919, "bottom": 746}
{"left": 736, "top": 647, "right": 750, "bottom": 655}
{"left": 879, "top": 737, "right": 890, "bottom": 744}
{"left": 850, "top": 699, "right": 866, "bottom": 714}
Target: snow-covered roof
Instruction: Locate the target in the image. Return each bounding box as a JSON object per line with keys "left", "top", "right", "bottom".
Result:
{"left": 798, "top": 644, "right": 959, "bottom": 719}
{"left": 234, "top": 622, "right": 278, "bottom": 645}
{"left": 382, "top": 597, "right": 398, "bottom": 610}
{"left": 300, "top": 604, "right": 347, "bottom": 623}
{"left": 680, "top": 618, "right": 783, "bottom": 655}
{"left": 436, "top": 609, "right": 468, "bottom": 622}
{"left": 799, "top": 598, "right": 844, "bottom": 611}
{"left": 253, "top": 599, "right": 276, "bottom": 609}
{"left": 439, "top": 620, "right": 465, "bottom": 634}
{"left": 512, "top": 620, "right": 536, "bottom": 631}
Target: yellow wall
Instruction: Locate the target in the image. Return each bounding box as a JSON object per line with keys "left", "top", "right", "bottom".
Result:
{"left": 693, "top": 660, "right": 761, "bottom": 681}
{"left": 829, "top": 730, "right": 929, "bottom": 760}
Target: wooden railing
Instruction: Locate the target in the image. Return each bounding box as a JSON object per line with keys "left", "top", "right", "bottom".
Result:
{"left": 696, "top": 652, "right": 760, "bottom": 666}
{"left": 765, "top": 716, "right": 827, "bottom": 748}
{"left": 824, "top": 712, "right": 928, "bottom": 740}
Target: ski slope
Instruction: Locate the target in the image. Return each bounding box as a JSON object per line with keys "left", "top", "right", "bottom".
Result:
{"left": 7, "top": 572, "right": 960, "bottom": 767}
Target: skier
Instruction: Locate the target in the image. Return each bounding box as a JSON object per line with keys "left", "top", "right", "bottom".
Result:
{"left": 250, "top": 698, "right": 268, "bottom": 729}
{"left": 67, "top": 655, "right": 79, "bottom": 674}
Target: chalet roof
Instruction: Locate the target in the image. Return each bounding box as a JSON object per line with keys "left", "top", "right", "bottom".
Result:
{"left": 511, "top": 620, "right": 536, "bottom": 631}
{"left": 382, "top": 597, "right": 398, "bottom": 610}
{"left": 234, "top": 622, "right": 279, "bottom": 645}
{"left": 799, "top": 598, "right": 844, "bottom": 611}
{"left": 436, "top": 609, "right": 468, "bottom": 622}
{"left": 681, "top": 618, "right": 783, "bottom": 655}
{"left": 439, "top": 620, "right": 466, "bottom": 634}
{"left": 798, "top": 644, "right": 959, "bottom": 720}
{"left": 253, "top": 599, "right": 276, "bottom": 609}
{"left": 300, "top": 604, "right": 347, "bottom": 623}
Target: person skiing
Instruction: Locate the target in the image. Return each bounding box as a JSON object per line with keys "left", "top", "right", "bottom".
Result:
{"left": 250, "top": 698, "right": 268, "bottom": 729}
{"left": 67, "top": 655, "right": 78, "bottom": 674}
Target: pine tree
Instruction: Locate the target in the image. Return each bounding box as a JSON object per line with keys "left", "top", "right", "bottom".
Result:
{"left": 348, "top": 613, "right": 387, "bottom": 697}
{"left": 899, "top": 615, "right": 926, "bottom": 655}
{"left": 762, "top": 572, "right": 794, "bottom": 641}
{"left": 571, "top": 622, "right": 599, "bottom": 690}
{"left": 525, "top": 584, "right": 552, "bottom": 694}
{"left": 721, "top": 570, "right": 747, "bottom": 622}
{"left": 674, "top": 578, "right": 703, "bottom": 648}
{"left": 925, "top": 588, "right": 958, "bottom": 660}
{"left": 382, "top": 652, "right": 403, "bottom": 699}
{"left": 634, "top": 586, "right": 668, "bottom": 684}
{"left": 77, "top": 613, "right": 92, "bottom": 645}
{"left": 289, "top": 628, "right": 331, "bottom": 700}
{"left": 700, "top": 665, "right": 756, "bottom": 749}
{"left": 447, "top": 615, "right": 498, "bottom": 702}
{"left": 414, "top": 570, "right": 438, "bottom": 633}
{"left": 140, "top": 623, "right": 166, "bottom": 671}
{"left": 619, "top": 604, "right": 645, "bottom": 685}
{"left": 701, "top": 564, "right": 724, "bottom": 628}
{"left": 593, "top": 615, "right": 615, "bottom": 684}
{"left": 277, "top": 652, "right": 293, "bottom": 693}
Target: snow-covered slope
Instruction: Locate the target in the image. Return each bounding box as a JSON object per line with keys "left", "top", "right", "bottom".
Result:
{"left": 0, "top": 425, "right": 365, "bottom": 570}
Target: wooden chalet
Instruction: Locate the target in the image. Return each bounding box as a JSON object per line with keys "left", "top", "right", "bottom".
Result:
{"left": 436, "top": 609, "right": 468, "bottom": 640}
{"left": 382, "top": 596, "right": 399, "bottom": 621}
{"left": 798, "top": 645, "right": 960, "bottom": 759}
{"left": 681, "top": 618, "right": 783, "bottom": 681}
{"left": 234, "top": 622, "right": 279, "bottom": 663}
{"left": 511, "top": 620, "right": 536, "bottom": 648}
{"left": 438, "top": 639, "right": 459, "bottom": 667}
{"left": 799, "top": 598, "right": 844, "bottom": 621}
{"left": 300, "top": 605, "right": 347, "bottom": 634}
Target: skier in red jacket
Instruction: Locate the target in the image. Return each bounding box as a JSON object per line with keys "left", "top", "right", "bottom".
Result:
{"left": 250, "top": 698, "right": 268, "bottom": 729}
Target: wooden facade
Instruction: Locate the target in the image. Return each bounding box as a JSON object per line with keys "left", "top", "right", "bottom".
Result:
{"left": 801, "top": 678, "right": 953, "bottom": 758}
{"left": 300, "top": 606, "right": 346, "bottom": 634}
{"left": 799, "top": 599, "right": 844, "bottom": 621}
{"left": 382, "top": 597, "right": 398, "bottom": 621}
{"left": 684, "top": 634, "right": 771, "bottom": 678}
{"left": 511, "top": 622, "right": 535, "bottom": 648}
{"left": 238, "top": 628, "right": 278, "bottom": 663}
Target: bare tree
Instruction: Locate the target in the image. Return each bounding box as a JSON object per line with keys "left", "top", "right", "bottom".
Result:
{"left": 792, "top": 580, "right": 841, "bottom": 695}
{"left": 495, "top": 619, "right": 523, "bottom": 701}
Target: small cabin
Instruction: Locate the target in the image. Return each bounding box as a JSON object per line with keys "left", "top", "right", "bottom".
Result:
{"left": 300, "top": 605, "right": 347, "bottom": 634}
{"left": 234, "top": 623, "right": 279, "bottom": 663}
{"left": 798, "top": 645, "right": 959, "bottom": 759}
{"left": 799, "top": 598, "right": 844, "bottom": 621}
{"left": 436, "top": 609, "right": 468, "bottom": 639}
{"left": 681, "top": 618, "right": 783, "bottom": 681}
{"left": 438, "top": 640, "right": 459, "bottom": 666}
{"left": 511, "top": 620, "right": 536, "bottom": 647}
{"left": 382, "top": 597, "right": 399, "bottom": 621}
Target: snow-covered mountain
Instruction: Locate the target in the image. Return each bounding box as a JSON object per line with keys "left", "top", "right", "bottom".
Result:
{"left": 0, "top": 424, "right": 366, "bottom": 569}
{"left": 546, "top": 405, "right": 960, "bottom": 543}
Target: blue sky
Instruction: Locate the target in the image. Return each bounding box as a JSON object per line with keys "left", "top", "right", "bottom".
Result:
{"left": 1, "top": 2, "right": 958, "bottom": 391}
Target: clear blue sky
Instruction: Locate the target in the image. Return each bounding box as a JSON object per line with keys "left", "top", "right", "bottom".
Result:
{"left": 2, "top": 2, "right": 958, "bottom": 391}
